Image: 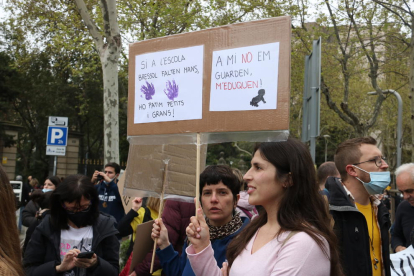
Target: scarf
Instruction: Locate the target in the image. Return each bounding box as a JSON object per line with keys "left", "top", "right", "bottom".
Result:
{"left": 206, "top": 213, "right": 243, "bottom": 240}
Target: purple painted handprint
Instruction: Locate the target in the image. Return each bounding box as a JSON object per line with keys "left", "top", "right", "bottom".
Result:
{"left": 141, "top": 81, "right": 155, "bottom": 100}
{"left": 164, "top": 80, "right": 179, "bottom": 100}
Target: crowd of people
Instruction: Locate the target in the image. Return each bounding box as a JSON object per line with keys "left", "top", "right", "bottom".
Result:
{"left": 1, "top": 136, "right": 413, "bottom": 275}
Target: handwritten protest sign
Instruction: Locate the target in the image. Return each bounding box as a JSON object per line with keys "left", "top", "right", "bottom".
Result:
{"left": 134, "top": 45, "right": 204, "bottom": 124}
{"left": 210, "top": 42, "right": 279, "bottom": 111}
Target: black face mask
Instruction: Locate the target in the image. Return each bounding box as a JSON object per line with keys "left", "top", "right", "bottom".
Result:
{"left": 66, "top": 209, "right": 93, "bottom": 228}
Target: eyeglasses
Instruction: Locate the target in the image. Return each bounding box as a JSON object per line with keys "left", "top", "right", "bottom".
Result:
{"left": 353, "top": 156, "right": 387, "bottom": 168}
{"left": 63, "top": 202, "right": 92, "bottom": 214}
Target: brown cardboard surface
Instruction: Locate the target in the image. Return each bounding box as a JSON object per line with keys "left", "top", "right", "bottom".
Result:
{"left": 117, "top": 170, "right": 132, "bottom": 213}
{"left": 128, "top": 16, "right": 291, "bottom": 136}
{"left": 124, "top": 144, "right": 207, "bottom": 198}
{"left": 128, "top": 220, "right": 154, "bottom": 274}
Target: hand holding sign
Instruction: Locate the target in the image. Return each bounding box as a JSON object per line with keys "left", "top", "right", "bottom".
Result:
{"left": 151, "top": 218, "right": 170, "bottom": 250}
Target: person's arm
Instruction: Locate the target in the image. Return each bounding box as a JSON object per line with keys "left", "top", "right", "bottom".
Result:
{"left": 391, "top": 204, "right": 406, "bottom": 252}
{"left": 186, "top": 243, "right": 223, "bottom": 276}
{"left": 117, "top": 209, "right": 139, "bottom": 237}
{"left": 185, "top": 207, "right": 223, "bottom": 276}
{"left": 91, "top": 170, "right": 100, "bottom": 184}
{"left": 156, "top": 244, "right": 185, "bottom": 276}
{"left": 22, "top": 200, "right": 38, "bottom": 227}
{"left": 23, "top": 226, "right": 60, "bottom": 276}
{"left": 133, "top": 200, "right": 180, "bottom": 275}
{"left": 152, "top": 218, "right": 187, "bottom": 276}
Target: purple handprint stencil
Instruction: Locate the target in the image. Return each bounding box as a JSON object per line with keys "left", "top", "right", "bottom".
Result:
{"left": 164, "top": 80, "right": 179, "bottom": 100}
{"left": 141, "top": 81, "right": 155, "bottom": 100}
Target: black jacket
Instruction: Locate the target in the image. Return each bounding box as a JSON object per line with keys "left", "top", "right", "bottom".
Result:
{"left": 23, "top": 212, "right": 120, "bottom": 276}
{"left": 22, "top": 200, "right": 39, "bottom": 227}
{"left": 117, "top": 207, "right": 153, "bottom": 258}
{"left": 326, "top": 177, "right": 391, "bottom": 276}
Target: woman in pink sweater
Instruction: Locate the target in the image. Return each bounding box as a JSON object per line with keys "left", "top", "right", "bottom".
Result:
{"left": 186, "top": 138, "right": 343, "bottom": 276}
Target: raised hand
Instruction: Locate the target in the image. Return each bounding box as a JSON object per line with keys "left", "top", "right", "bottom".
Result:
{"left": 186, "top": 206, "right": 210, "bottom": 253}
{"left": 132, "top": 197, "right": 143, "bottom": 212}
{"left": 91, "top": 170, "right": 99, "bottom": 183}
{"left": 151, "top": 218, "right": 170, "bottom": 250}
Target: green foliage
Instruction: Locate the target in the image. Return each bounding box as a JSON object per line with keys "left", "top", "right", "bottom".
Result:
{"left": 1, "top": 0, "right": 412, "bottom": 174}
{"left": 119, "top": 238, "right": 131, "bottom": 271}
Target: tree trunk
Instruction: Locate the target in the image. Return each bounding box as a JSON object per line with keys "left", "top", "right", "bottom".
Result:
{"left": 100, "top": 42, "right": 120, "bottom": 164}
{"left": 74, "top": 0, "right": 121, "bottom": 164}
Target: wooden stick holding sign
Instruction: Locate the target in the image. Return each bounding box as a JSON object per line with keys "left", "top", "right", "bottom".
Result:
{"left": 150, "top": 160, "right": 169, "bottom": 273}
{"left": 196, "top": 133, "right": 201, "bottom": 213}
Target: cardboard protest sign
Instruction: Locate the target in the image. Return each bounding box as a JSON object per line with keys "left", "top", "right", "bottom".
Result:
{"left": 128, "top": 220, "right": 155, "bottom": 274}
{"left": 117, "top": 169, "right": 132, "bottom": 213}
{"left": 390, "top": 245, "right": 414, "bottom": 275}
{"left": 128, "top": 16, "right": 291, "bottom": 136}
{"left": 210, "top": 42, "right": 279, "bottom": 111}
{"left": 134, "top": 45, "right": 204, "bottom": 124}
{"left": 124, "top": 143, "right": 207, "bottom": 199}
{"left": 125, "top": 16, "right": 291, "bottom": 199}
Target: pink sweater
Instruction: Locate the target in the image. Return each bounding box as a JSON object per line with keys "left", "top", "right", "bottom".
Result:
{"left": 187, "top": 230, "right": 330, "bottom": 276}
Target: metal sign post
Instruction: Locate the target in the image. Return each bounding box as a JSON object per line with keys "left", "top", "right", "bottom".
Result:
{"left": 301, "top": 38, "right": 321, "bottom": 163}
{"left": 46, "top": 116, "right": 68, "bottom": 174}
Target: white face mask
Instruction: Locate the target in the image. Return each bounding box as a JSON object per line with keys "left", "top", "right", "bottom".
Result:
{"left": 353, "top": 165, "right": 391, "bottom": 195}
{"left": 103, "top": 178, "right": 115, "bottom": 184}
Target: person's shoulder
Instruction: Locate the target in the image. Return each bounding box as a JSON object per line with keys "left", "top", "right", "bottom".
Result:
{"left": 98, "top": 212, "right": 115, "bottom": 220}
{"left": 35, "top": 215, "right": 55, "bottom": 234}
{"left": 96, "top": 212, "right": 118, "bottom": 232}
{"left": 398, "top": 199, "right": 411, "bottom": 209}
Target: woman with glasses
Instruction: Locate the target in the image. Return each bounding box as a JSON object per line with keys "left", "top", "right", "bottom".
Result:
{"left": 23, "top": 174, "right": 119, "bottom": 276}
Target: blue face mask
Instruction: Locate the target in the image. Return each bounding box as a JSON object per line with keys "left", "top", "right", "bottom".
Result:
{"left": 353, "top": 165, "right": 391, "bottom": 195}
{"left": 42, "top": 188, "right": 54, "bottom": 193}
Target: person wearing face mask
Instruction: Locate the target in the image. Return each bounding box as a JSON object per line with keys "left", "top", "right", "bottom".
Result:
{"left": 23, "top": 174, "right": 119, "bottom": 276}
{"left": 22, "top": 191, "right": 53, "bottom": 255}
{"left": 22, "top": 176, "right": 61, "bottom": 227}
{"left": 92, "top": 162, "right": 125, "bottom": 224}
{"left": 326, "top": 137, "right": 391, "bottom": 276}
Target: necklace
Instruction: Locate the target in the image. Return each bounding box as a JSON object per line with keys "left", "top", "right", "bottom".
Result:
{"left": 369, "top": 204, "right": 379, "bottom": 270}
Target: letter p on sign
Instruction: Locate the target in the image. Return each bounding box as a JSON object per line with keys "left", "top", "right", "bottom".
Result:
{"left": 51, "top": 129, "right": 63, "bottom": 143}
{"left": 47, "top": 126, "right": 68, "bottom": 146}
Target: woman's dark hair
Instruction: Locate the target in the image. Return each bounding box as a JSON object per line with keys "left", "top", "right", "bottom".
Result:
{"left": 31, "top": 190, "right": 53, "bottom": 209}
{"left": 199, "top": 165, "right": 240, "bottom": 204}
{"left": 50, "top": 174, "right": 99, "bottom": 230}
{"left": 226, "top": 138, "right": 343, "bottom": 276}
{"left": 47, "top": 175, "right": 61, "bottom": 188}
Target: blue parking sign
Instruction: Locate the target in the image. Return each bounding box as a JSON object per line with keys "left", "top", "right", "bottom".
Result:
{"left": 46, "top": 126, "right": 68, "bottom": 146}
